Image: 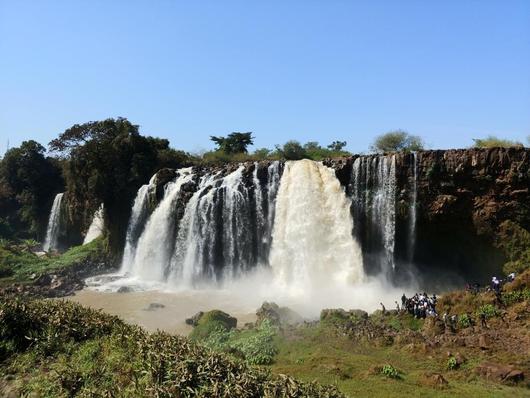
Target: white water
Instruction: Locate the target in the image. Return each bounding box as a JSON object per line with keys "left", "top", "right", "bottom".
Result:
{"left": 121, "top": 174, "right": 158, "bottom": 274}
{"left": 83, "top": 204, "right": 104, "bottom": 244}
{"left": 408, "top": 152, "right": 418, "bottom": 262}
{"left": 128, "top": 168, "right": 194, "bottom": 281}
{"left": 43, "top": 193, "right": 64, "bottom": 252}
{"left": 351, "top": 155, "right": 397, "bottom": 274}
{"left": 269, "top": 160, "right": 364, "bottom": 296}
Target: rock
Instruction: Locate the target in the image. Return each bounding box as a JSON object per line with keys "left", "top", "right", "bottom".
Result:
{"left": 478, "top": 334, "right": 490, "bottom": 350}
{"left": 117, "top": 286, "right": 133, "bottom": 293}
{"left": 144, "top": 303, "right": 165, "bottom": 311}
{"left": 320, "top": 308, "right": 367, "bottom": 323}
{"left": 475, "top": 362, "right": 525, "bottom": 383}
{"left": 454, "top": 352, "right": 466, "bottom": 367}
{"left": 256, "top": 302, "right": 303, "bottom": 327}
{"left": 185, "top": 311, "right": 204, "bottom": 326}
{"left": 189, "top": 310, "right": 238, "bottom": 340}
{"left": 422, "top": 317, "right": 445, "bottom": 337}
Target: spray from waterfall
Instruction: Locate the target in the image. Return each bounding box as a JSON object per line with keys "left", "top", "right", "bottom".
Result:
{"left": 269, "top": 160, "right": 364, "bottom": 295}
{"left": 43, "top": 193, "right": 64, "bottom": 252}
{"left": 83, "top": 204, "right": 104, "bottom": 244}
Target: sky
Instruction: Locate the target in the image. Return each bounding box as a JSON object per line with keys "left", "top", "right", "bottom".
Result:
{"left": 1, "top": 0, "right": 529, "bottom": 156}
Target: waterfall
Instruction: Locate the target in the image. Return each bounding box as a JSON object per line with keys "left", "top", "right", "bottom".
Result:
{"left": 269, "top": 160, "right": 364, "bottom": 295}
{"left": 128, "top": 168, "right": 194, "bottom": 281}
{"left": 43, "top": 193, "right": 64, "bottom": 252}
{"left": 351, "top": 155, "right": 397, "bottom": 274}
{"left": 120, "top": 174, "right": 158, "bottom": 274}
{"left": 408, "top": 152, "right": 418, "bottom": 262}
{"left": 83, "top": 204, "right": 104, "bottom": 244}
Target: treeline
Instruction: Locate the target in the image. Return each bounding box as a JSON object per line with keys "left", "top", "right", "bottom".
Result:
{"left": 0, "top": 117, "right": 527, "bottom": 246}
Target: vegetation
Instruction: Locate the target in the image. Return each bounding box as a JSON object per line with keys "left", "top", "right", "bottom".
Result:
{"left": 0, "top": 297, "right": 344, "bottom": 397}
{"left": 210, "top": 132, "right": 254, "bottom": 154}
{"left": 472, "top": 136, "right": 524, "bottom": 149}
{"left": 0, "top": 140, "right": 63, "bottom": 240}
{"left": 0, "top": 238, "right": 105, "bottom": 283}
{"left": 495, "top": 221, "right": 530, "bottom": 275}
{"left": 381, "top": 364, "right": 401, "bottom": 379}
{"left": 370, "top": 130, "right": 424, "bottom": 153}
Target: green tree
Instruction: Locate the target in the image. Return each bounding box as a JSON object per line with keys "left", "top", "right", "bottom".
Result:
{"left": 472, "top": 135, "right": 523, "bottom": 149}
{"left": 327, "top": 141, "right": 347, "bottom": 151}
{"left": 210, "top": 132, "right": 254, "bottom": 154}
{"left": 0, "top": 140, "right": 64, "bottom": 239}
{"left": 278, "top": 141, "right": 306, "bottom": 160}
{"left": 371, "top": 130, "right": 424, "bottom": 153}
{"left": 50, "top": 117, "right": 192, "bottom": 251}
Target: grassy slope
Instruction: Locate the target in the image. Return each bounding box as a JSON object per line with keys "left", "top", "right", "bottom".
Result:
{"left": 271, "top": 325, "right": 527, "bottom": 398}
{"left": 0, "top": 238, "right": 104, "bottom": 284}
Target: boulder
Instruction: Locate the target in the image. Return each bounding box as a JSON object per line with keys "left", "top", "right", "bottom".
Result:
{"left": 419, "top": 372, "right": 448, "bottom": 388}
{"left": 256, "top": 302, "right": 303, "bottom": 327}
{"left": 117, "top": 286, "right": 133, "bottom": 293}
{"left": 185, "top": 311, "right": 204, "bottom": 326}
{"left": 189, "top": 310, "right": 237, "bottom": 340}
{"left": 144, "top": 303, "right": 165, "bottom": 311}
{"left": 475, "top": 362, "right": 525, "bottom": 384}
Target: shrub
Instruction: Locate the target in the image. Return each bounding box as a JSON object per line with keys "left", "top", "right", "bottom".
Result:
{"left": 472, "top": 136, "right": 523, "bottom": 148}
{"left": 381, "top": 364, "right": 401, "bottom": 379}
{"left": 447, "top": 357, "right": 458, "bottom": 370}
{"left": 502, "top": 289, "right": 530, "bottom": 305}
{"left": 371, "top": 130, "right": 424, "bottom": 153}
{"left": 477, "top": 304, "right": 500, "bottom": 319}
{"left": 458, "top": 314, "right": 473, "bottom": 328}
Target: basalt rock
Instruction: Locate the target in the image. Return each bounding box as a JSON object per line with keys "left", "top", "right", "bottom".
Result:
{"left": 256, "top": 302, "right": 303, "bottom": 327}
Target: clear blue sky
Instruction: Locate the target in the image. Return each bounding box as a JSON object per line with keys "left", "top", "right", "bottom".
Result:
{"left": 1, "top": 0, "right": 529, "bottom": 155}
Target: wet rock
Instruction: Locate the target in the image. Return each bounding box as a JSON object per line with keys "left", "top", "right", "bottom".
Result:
{"left": 117, "top": 286, "right": 133, "bottom": 293}
{"left": 144, "top": 303, "right": 165, "bottom": 311}
{"left": 256, "top": 302, "right": 303, "bottom": 327}
{"left": 185, "top": 311, "right": 205, "bottom": 327}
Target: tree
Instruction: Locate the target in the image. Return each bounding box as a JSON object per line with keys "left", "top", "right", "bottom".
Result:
{"left": 210, "top": 132, "right": 254, "bottom": 154}
{"left": 472, "top": 136, "right": 523, "bottom": 149}
{"left": 50, "top": 117, "right": 192, "bottom": 251}
{"left": 278, "top": 141, "right": 306, "bottom": 160}
{"left": 371, "top": 130, "right": 424, "bottom": 153}
{"left": 327, "top": 141, "right": 347, "bottom": 151}
{"left": 0, "top": 140, "right": 63, "bottom": 239}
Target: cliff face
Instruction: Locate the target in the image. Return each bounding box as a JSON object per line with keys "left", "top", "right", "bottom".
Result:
{"left": 327, "top": 147, "right": 530, "bottom": 281}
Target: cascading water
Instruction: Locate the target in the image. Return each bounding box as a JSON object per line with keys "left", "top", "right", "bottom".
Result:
{"left": 351, "top": 155, "right": 397, "bottom": 274}
{"left": 169, "top": 163, "right": 281, "bottom": 286}
{"left": 83, "top": 204, "right": 104, "bottom": 244}
{"left": 408, "top": 152, "right": 418, "bottom": 262}
{"left": 269, "top": 160, "right": 364, "bottom": 295}
{"left": 128, "top": 168, "right": 194, "bottom": 281}
{"left": 120, "top": 174, "right": 158, "bottom": 274}
{"left": 43, "top": 193, "right": 64, "bottom": 252}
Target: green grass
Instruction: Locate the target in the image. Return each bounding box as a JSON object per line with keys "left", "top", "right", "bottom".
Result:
{"left": 270, "top": 323, "right": 529, "bottom": 398}
{"left": 0, "top": 238, "right": 104, "bottom": 284}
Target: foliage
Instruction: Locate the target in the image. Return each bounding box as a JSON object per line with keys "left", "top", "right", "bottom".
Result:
{"left": 189, "top": 310, "right": 237, "bottom": 340}
{"left": 380, "top": 364, "right": 401, "bottom": 379}
{"left": 50, "top": 118, "right": 193, "bottom": 252}
{"left": 327, "top": 141, "right": 347, "bottom": 152}
{"left": 502, "top": 288, "right": 530, "bottom": 306}
{"left": 476, "top": 304, "right": 500, "bottom": 319}
{"left": 458, "top": 313, "right": 473, "bottom": 328}
{"left": 210, "top": 132, "right": 254, "bottom": 154}
{"left": 0, "top": 238, "right": 105, "bottom": 282}
{"left": 0, "top": 140, "right": 63, "bottom": 240}
{"left": 370, "top": 130, "right": 424, "bottom": 153}
{"left": 495, "top": 221, "right": 530, "bottom": 275}
{"left": 0, "top": 297, "right": 344, "bottom": 397}
{"left": 447, "top": 357, "right": 458, "bottom": 370}
{"left": 278, "top": 140, "right": 307, "bottom": 160}
{"left": 472, "top": 135, "right": 524, "bottom": 149}
{"left": 203, "top": 320, "right": 279, "bottom": 365}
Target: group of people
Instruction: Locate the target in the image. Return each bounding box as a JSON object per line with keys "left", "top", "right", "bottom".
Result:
{"left": 465, "top": 272, "right": 517, "bottom": 295}
{"left": 399, "top": 292, "right": 438, "bottom": 319}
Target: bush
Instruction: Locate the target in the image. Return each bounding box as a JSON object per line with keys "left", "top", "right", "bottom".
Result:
{"left": 371, "top": 130, "right": 424, "bottom": 153}
{"left": 477, "top": 304, "right": 500, "bottom": 319}
{"left": 381, "top": 364, "right": 401, "bottom": 379}
{"left": 447, "top": 357, "right": 458, "bottom": 370}
{"left": 279, "top": 141, "right": 306, "bottom": 160}
{"left": 458, "top": 314, "right": 473, "bottom": 328}
{"left": 472, "top": 136, "right": 523, "bottom": 148}
{"left": 189, "top": 310, "right": 237, "bottom": 340}
{"left": 502, "top": 289, "right": 530, "bottom": 305}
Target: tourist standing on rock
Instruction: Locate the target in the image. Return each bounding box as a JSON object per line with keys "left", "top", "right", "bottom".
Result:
{"left": 401, "top": 293, "right": 407, "bottom": 307}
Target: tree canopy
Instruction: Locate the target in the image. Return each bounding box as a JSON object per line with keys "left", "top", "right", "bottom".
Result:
{"left": 371, "top": 130, "right": 424, "bottom": 153}
{"left": 210, "top": 132, "right": 254, "bottom": 154}
{"left": 472, "top": 135, "right": 524, "bottom": 149}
